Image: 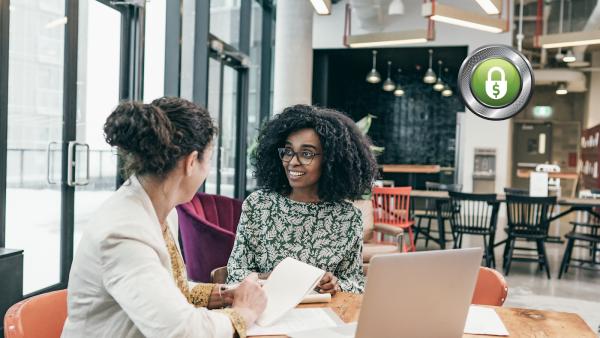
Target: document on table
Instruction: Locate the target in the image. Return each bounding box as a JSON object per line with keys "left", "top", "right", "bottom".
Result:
{"left": 463, "top": 305, "right": 509, "bottom": 336}
{"left": 248, "top": 308, "right": 342, "bottom": 336}
{"left": 256, "top": 257, "right": 326, "bottom": 326}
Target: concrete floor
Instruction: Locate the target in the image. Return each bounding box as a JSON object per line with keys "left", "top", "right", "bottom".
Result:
{"left": 413, "top": 217, "right": 600, "bottom": 336}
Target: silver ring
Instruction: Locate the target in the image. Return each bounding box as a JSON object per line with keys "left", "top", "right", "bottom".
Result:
{"left": 458, "top": 45, "right": 534, "bottom": 121}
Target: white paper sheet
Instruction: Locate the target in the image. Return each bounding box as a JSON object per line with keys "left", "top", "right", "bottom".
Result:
{"left": 530, "top": 172, "right": 549, "bottom": 197}
{"left": 463, "top": 306, "right": 509, "bottom": 336}
{"left": 290, "top": 322, "right": 358, "bottom": 338}
{"left": 256, "top": 257, "right": 325, "bottom": 326}
{"left": 248, "top": 308, "right": 339, "bottom": 336}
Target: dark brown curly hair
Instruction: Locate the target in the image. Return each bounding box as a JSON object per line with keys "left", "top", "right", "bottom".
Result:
{"left": 103, "top": 97, "right": 217, "bottom": 178}
{"left": 253, "top": 104, "right": 378, "bottom": 202}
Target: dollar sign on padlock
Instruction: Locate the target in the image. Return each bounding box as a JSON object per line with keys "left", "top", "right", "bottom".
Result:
{"left": 485, "top": 67, "right": 508, "bottom": 100}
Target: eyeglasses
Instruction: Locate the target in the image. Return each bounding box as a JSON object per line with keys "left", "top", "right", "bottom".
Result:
{"left": 277, "top": 147, "right": 321, "bottom": 165}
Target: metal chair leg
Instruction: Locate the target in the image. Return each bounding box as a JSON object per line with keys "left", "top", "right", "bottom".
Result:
{"left": 504, "top": 238, "right": 516, "bottom": 276}
{"left": 558, "top": 238, "right": 574, "bottom": 279}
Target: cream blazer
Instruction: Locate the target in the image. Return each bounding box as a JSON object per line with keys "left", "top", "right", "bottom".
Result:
{"left": 61, "top": 176, "right": 234, "bottom": 338}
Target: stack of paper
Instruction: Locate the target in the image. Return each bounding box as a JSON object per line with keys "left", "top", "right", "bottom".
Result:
{"left": 248, "top": 308, "right": 342, "bottom": 336}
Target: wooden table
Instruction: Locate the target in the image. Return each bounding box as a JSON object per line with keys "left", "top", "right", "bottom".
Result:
{"left": 516, "top": 170, "right": 579, "bottom": 197}
{"left": 381, "top": 165, "right": 442, "bottom": 188}
{"left": 252, "top": 293, "right": 596, "bottom": 337}
{"left": 382, "top": 164, "right": 441, "bottom": 174}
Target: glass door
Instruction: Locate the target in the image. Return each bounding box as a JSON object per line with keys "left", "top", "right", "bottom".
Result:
{"left": 5, "top": 0, "right": 67, "bottom": 294}
{"left": 73, "top": 0, "right": 121, "bottom": 250}
{"left": 205, "top": 57, "right": 239, "bottom": 198}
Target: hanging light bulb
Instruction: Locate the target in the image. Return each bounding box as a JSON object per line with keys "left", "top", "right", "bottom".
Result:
{"left": 563, "top": 49, "right": 576, "bottom": 63}
{"left": 556, "top": 82, "right": 568, "bottom": 95}
{"left": 382, "top": 61, "right": 396, "bottom": 91}
{"left": 394, "top": 68, "right": 405, "bottom": 96}
{"left": 441, "top": 68, "right": 453, "bottom": 97}
{"left": 433, "top": 60, "right": 444, "bottom": 91}
{"left": 423, "top": 49, "right": 437, "bottom": 84}
{"left": 366, "top": 50, "right": 382, "bottom": 83}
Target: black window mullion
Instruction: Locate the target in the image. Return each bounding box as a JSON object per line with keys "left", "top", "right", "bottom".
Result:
{"left": 259, "top": 5, "right": 273, "bottom": 125}
{"left": 60, "top": 0, "right": 79, "bottom": 286}
{"left": 235, "top": 0, "right": 251, "bottom": 199}
{"left": 0, "top": 0, "right": 10, "bottom": 248}
{"left": 164, "top": 0, "right": 182, "bottom": 97}
{"left": 192, "top": 0, "right": 210, "bottom": 107}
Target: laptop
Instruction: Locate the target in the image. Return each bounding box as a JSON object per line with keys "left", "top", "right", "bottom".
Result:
{"left": 291, "top": 247, "right": 483, "bottom": 338}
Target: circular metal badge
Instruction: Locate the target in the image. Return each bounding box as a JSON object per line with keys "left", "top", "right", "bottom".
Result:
{"left": 458, "top": 45, "right": 534, "bottom": 121}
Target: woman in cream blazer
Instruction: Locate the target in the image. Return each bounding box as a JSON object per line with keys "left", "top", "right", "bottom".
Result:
{"left": 62, "top": 97, "right": 266, "bottom": 338}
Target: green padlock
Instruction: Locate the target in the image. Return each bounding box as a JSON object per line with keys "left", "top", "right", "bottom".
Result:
{"left": 470, "top": 58, "right": 521, "bottom": 108}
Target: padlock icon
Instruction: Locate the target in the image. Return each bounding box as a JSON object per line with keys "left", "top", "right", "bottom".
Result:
{"left": 485, "top": 66, "right": 507, "bottom": 100}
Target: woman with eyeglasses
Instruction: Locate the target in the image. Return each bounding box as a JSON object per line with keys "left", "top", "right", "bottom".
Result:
{"left": 226, "top": 105, "right": 378, "bottom": 293}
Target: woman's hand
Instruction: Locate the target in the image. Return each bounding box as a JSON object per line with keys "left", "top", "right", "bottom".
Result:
{"left": 231, "top": 273, "right": 267, "bottom": 327}
{"left": 207, "top": 285, "right": 234, "bottom": 309}
{"left": 317, "top": 272, "right": 340, "bottom": 295}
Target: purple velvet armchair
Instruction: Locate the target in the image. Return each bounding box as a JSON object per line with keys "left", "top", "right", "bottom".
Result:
{"left": 176, "top": 192, "right": 242, "bottom": 282}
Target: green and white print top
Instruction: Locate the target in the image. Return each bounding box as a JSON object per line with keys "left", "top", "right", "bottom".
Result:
{"left": 226, "top": 190, "right": 365, "bottom": 293}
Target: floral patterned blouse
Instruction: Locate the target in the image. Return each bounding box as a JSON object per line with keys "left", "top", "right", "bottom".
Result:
{"left": 226, "top": 190, "right": 365, "bottom": 293}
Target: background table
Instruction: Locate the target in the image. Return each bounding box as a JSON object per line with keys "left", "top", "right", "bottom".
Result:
{"left": 251, "top": 293, "right": 596, "bottom": 337}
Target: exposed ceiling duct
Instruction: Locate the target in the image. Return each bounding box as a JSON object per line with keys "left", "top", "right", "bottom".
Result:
{"left": 534, "top": 68, "right": 587, "bottom": 92}
{"left": 570, "top": 1, "right": 600, "bottom": 67}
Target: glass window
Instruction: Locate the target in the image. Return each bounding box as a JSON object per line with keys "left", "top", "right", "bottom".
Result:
{"left": 180, "top": 0, "right": 196, "bottom": 100}
{"left": 143, "top": 0, "right": 166, "bottom": 102}
{"left": 74, "top": 0, "right": 120, "bottom": 252}
{"left": 6, "top": 0, "right": 66, "bottom": 294}
{"left": 210, "top": 0, "right": 241, "bottom": 49}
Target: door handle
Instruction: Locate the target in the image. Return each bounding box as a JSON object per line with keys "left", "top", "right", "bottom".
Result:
{"left": 67, "top": 141, "right": 90, "bottom": 187}
{"left": 46, "top": 141, "right": 60, "bottom": 184}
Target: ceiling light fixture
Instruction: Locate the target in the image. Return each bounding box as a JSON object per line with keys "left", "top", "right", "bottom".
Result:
{"left": 475, "top": 0, "right": 502, "bottom": 15}
{"left": 441, "top": 68, "right": 453, "bottom": 97}
{"left": 433, "top": 60, "right": 445, "bottom": 91}
{"left": 563, "top": 50, "right": 576, "bottom": 63}
{"left": 365, "top": 50, "right": 382, "bottom": 84}
{"left": 310, "top": 0, "right": 332, "bottom": 15}
{"left": 394, "top": 68, "right": 405, "bottom": 97}
{"left": 555, "top": 83, "right": 568, "bottom": 95}
{"left": 540, "top": 30, "right": 600, "bottom": 49}
{"left": 422, "top": 2, "right": 507, "bottom": 33}
{"left": 382, "top": 61, "right": 396, "bottom": 92}
{"left": 347, "top": 30, "right": 429, "bottom": 48}
{"left": 423, "top": 49, "right": 437, "bottom": 84}
{"left": 44, "top": 16, "right": 68, "bottom": 29}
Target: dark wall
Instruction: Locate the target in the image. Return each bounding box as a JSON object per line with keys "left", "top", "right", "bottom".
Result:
{"left": 313, "top": 47, "right": 467, "bottom": 167}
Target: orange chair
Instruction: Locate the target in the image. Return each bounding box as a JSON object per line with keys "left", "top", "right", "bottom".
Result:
{"left": 471, "top": 267, "right": 508, "bottom": 306}
{"left": 4, "top": 289, "right": 67, "bottom": 338}
{"left": 371, "top": 186, "right": 415, "bottom": 252}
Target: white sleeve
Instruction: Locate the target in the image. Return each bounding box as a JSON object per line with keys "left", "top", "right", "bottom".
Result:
{"left": 100, "top": 231, "right": 234, "bottom": 338}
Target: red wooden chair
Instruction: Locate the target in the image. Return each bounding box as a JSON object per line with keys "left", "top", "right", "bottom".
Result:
{"left": 371, "top": 186, "right": 415, "bottom": 252}
{"left": 471, "top": 267, "right": 508, "bottom": 306}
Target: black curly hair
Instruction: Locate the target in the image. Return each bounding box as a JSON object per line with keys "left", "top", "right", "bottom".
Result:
{"left": 253, "top": 104, "right": 378, "bottom": 202}
{"left": 103, "top": 97, "right": 217, "bottom": 178}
